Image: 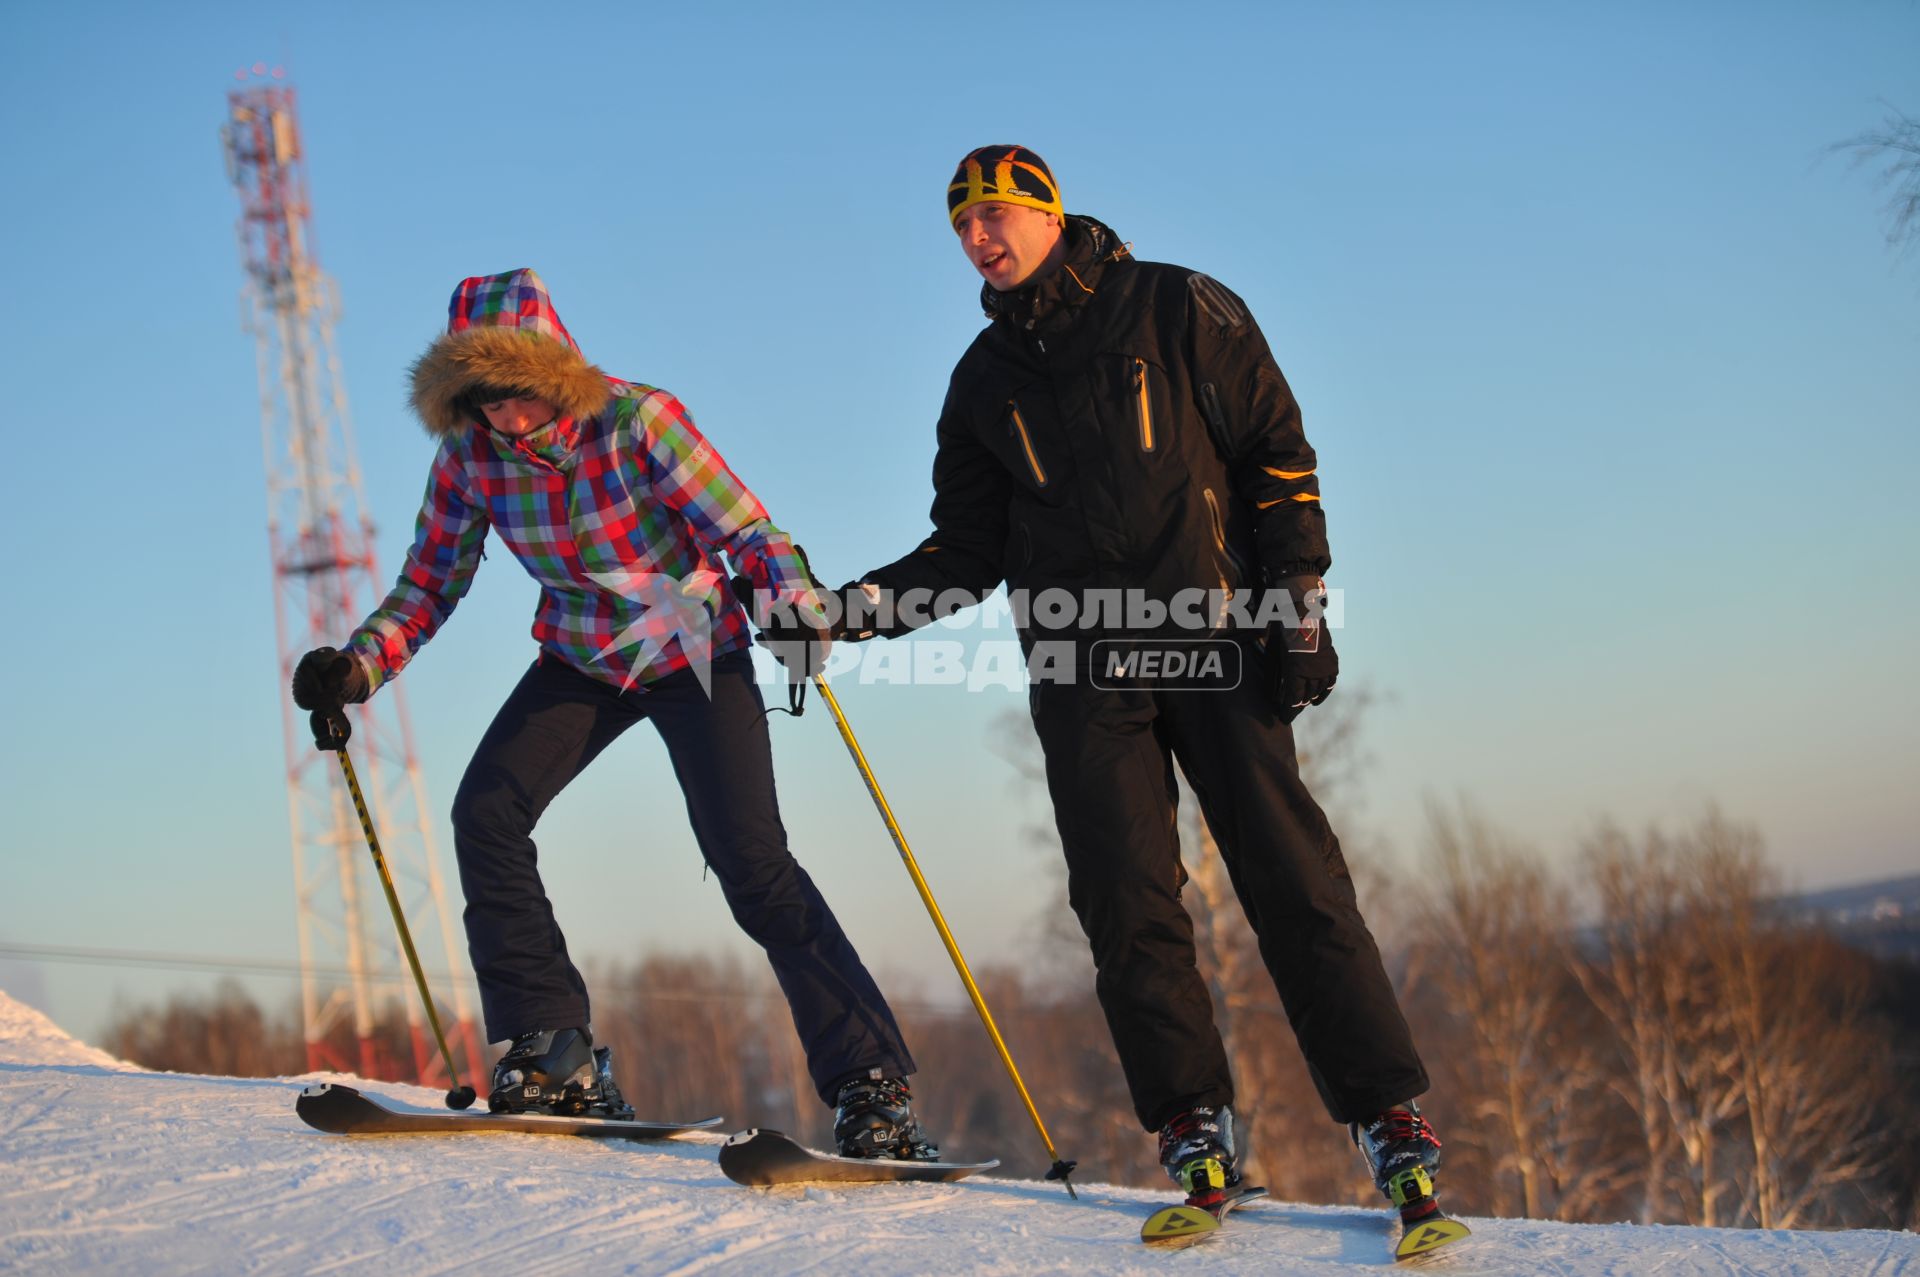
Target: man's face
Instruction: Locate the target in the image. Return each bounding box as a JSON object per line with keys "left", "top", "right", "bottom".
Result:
{"left": 954, "top": 201, "right": 1063, "bottom": 291}
{"left": 478, "top": 394, "right": 559, "bottom": 438}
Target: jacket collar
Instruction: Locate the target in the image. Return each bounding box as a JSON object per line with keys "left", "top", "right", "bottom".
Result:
{"left": 980, "top": 215, "right": 1129, "bottom": 332}
{"left": 483, "top": 413, "right": 583, "bottom": 471}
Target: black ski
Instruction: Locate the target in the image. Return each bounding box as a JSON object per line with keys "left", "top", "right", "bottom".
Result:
{"left": 718, "top": 1128, "right": 997, "bottom": 1186}
{"left": 295, "top": 1082, "right": 722, "bottom": 1141}
{"left": 1140, "top": 1182, "right": 1268, "bottom": 1246}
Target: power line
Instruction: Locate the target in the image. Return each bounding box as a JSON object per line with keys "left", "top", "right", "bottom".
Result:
{"left": 0, "top": 940, "right": 314, "bottom": 979}
{"left": 0, "top": 940, "right": 1007, "bottom": 1017}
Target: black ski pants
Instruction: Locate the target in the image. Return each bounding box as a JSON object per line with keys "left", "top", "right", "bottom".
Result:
{"left": 449, "top": 649, "right": 915, "bottom": 1104}
{"left": 1029, "top": 658, "right": 1427, "bottom": 1131}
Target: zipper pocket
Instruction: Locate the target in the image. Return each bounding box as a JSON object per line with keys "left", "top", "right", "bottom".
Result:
{"left": 1199, "top": 381, "right": 1228, "bottom": 449}
{"left": 1133, "top": 358, "right": 1155, "bottom": 453}
{"left": 1202, "top": 486, "right": 1251, "bottom": 597}
{"left": 1008, "top": 401, "right": 1049, "bottom": 487}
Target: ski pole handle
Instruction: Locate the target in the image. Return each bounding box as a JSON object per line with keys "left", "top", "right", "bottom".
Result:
{"left": 310, "top": 707, "right": 351, "bottom": 751}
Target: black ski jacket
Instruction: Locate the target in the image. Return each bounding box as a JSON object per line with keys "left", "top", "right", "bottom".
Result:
{"left": 864, "top": 215, "right": 1328, "bottom": 639}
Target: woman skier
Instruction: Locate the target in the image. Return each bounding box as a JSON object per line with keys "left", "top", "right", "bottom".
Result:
{"left": 289, "top": 267, "right": 935, "bottom": 1160}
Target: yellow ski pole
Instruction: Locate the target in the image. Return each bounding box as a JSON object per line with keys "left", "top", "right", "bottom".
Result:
{"left": 810, "top": 675, "right": 1078, "bottom": 1197}
{"left": 311, "top": 708, "right": 477, "bottom": 1110}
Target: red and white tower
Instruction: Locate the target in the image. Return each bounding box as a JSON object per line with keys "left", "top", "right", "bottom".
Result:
{"left": 222, "top": 67, "right": 484, "bottom": 1083}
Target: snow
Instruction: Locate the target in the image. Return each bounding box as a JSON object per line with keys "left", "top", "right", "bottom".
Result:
{"left": 0, "top": 991, "right": 1913, "bottom": 1275}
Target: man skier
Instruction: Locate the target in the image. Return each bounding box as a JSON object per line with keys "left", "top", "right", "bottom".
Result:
{"left": 828, "top": 148, "right": 1441, "bottom": 1208}
{"left": 289, "top": 268, "right": 936, "bottom": 1160}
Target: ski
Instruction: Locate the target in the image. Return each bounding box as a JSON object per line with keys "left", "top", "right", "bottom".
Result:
{"left": 1140, "top": 1183, "right": 1268, "bottom": 1247}
{"left": 1380, "top": 1161, "right": 1470, "bottom": 1260}
{"left": 295, "top": 1082, "right": 722, "bottom": 1141}
{"left": 1393, "top": 1197, "right": 1471, "bottom": 1261}
{"left": 718, "top": 1128, "right": 997, "bottom": 1186}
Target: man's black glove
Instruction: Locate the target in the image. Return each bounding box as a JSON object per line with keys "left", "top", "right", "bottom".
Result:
{"left": 831, "top": 580, "right": 885, "bottom": 642}
{"left": 1263, "top": 573, "right": 1337, "bottom": 723}
{"left": 291, "top": 646, "right": 371, "bottom": 711}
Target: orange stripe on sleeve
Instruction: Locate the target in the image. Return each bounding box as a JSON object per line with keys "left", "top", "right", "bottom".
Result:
{"left": 1257, "top": 493, "right": 1323, "bottom": 509}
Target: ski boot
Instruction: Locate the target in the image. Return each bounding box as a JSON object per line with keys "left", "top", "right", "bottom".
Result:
{"left": 488, "top": 1028, "right": 636, "bottom": 1120}
{"left": 832, "top": 1075, "right": 941, "bottom": 1161}
{"left": 1157, "top": 1104, "right": 1242, "bottom": 1210}
{"left": 1351, "top": 1102, "right": 1444, "bottom": 1223}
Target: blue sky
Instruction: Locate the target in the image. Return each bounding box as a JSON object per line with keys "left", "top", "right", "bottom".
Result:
{"left": 2, "top": 1, "right": 1915, "bottom": 1040}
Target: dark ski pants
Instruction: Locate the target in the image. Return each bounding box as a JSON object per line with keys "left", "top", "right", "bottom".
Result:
{"left": 1029, "top": 662, "right": 1427, "bottom": 1131}
{"left": 450, "top": 649, "right": 915, "bottom": 1104}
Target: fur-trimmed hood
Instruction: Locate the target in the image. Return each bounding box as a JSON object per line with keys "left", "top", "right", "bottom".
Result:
{"left": 408, "top": 268, "right": 613, "bottom": 436}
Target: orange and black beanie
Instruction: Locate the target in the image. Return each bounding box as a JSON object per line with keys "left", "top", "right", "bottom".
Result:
{"left": 947, "top": 145, "right": 1063, "bottom": 225}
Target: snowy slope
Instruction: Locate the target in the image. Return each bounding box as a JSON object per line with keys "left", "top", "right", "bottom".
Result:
{"left": 0, "top": 992, "right": 1913, "bottom": 1276}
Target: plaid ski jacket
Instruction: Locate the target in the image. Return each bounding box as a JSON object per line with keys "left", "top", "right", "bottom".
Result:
{"left": 347, "top": 269, "right": 814, "bottom": 693}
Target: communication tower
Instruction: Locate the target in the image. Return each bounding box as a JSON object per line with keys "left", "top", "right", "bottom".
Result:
{"left": 221, "top": 66, "right": 484, "bottom": 1083}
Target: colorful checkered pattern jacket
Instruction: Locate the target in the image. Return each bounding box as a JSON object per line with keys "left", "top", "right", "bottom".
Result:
{"left": 346, "top": 269, "right": 814, "bottom": 693}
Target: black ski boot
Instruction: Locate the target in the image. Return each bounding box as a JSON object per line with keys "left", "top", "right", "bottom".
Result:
{"left": 832, "top": 1076, "right": 940, "bottom": 1161}
{"left": 1157, "top": 1104, "right": 1242, "bottom": 1208}
{"left": 488, "top": 1028, "right": 635, "bottom": 1119}
{"left": 1351, "top": 1102, "right": 1444, "bottom": 1219}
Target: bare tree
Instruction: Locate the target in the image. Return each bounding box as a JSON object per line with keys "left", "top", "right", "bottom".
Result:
{"left": 1835, "top": 105, "right": 1920, "bottom": 254}
{"left": 893, "top": 969, "right": 1145, "bottom": 1182}
{"left": 1681, "top": 817, "right": 1897, "bottom": 1228}
{"left": 101, "top": 981, "right": 425, "bottom": 1081}
{"left": 590, "top": 954, "right": 810, "bottom": 1140}
{"left": 1569, "top": 812, "right": 1907, "bottom": 1228}
{"left": 1400, "top": 803, "right": 1629, "bottom": 1222}
{"left": 1572, "top": 822, "right": 1742, "bottom": 1225}
{"left": 103, "top": 980, "right": 303, "bottom": 1077}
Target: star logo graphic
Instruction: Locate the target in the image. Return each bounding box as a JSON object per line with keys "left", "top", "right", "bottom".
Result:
{"left": 584, "top": 567, "right": 726, "bottom": 694}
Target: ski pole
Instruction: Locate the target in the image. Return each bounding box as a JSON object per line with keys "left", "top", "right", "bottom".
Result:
{"left": 310, "top": 708, "right": 477, "bottom": 1110}
{"left": 810, "top": 675, "right": 1078, "bottom": 1197}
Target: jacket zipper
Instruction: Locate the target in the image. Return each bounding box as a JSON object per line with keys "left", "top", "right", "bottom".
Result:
{"left": 1199, "top": 381, "right": 1228, "bottom": 447}
{"left": 1133, "top": 359, "right": 1155, "bottom": 453}
{"left": 1009, "top": 402, "right": 1049, "bottom": 487}
{"left": 1202, "top": 487, "right": 1249, "bottom": 626}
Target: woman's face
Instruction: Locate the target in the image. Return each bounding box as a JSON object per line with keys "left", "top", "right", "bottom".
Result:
{"left": 478, "top": 394, "right": 558, "bottom": 438}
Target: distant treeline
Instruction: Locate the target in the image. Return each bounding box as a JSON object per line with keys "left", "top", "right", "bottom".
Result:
{"left": 104, "top": 801, "right": 1920, "bottom": 1232}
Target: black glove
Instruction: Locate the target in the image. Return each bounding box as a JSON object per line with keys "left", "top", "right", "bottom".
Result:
{"left": 729, "top": 549, "right": 832, "bottom": 680}
{"left": 291, "top": 646, "right": 371, "bottom": 711}
{"left": 831, "top": 580, "right": 885, "bottom": 642}
{"left": 1262, "top": 574, "right": 1337, "bottom": 723}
